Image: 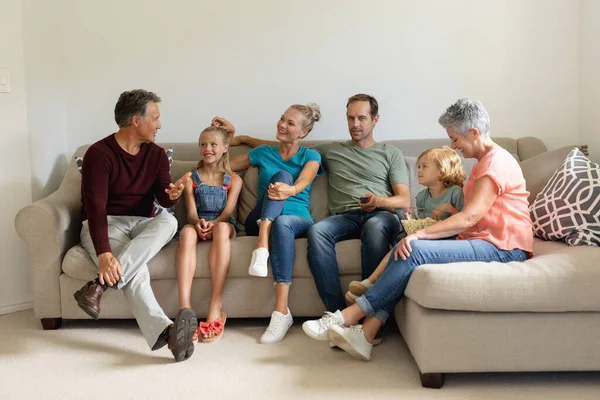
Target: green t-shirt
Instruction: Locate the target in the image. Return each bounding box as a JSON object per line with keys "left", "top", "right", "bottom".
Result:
{"left": 315, "top": 141, "right": 409, "bottom": 214}
{"left": 415, "top": 185, "right": 464, "bottom": 211}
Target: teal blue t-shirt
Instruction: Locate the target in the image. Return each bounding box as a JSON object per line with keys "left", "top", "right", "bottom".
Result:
{"left": 248, "top": 145, "right": 323, "bottom": 222}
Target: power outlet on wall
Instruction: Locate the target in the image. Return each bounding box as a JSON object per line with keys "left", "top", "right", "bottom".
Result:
{"left": 0, "top": 69, "right": 11, "bottom": 93}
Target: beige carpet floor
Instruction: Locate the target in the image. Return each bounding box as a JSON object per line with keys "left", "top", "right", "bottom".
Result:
{"left": 1, "top": 310, "right": 599, "bottom": 399}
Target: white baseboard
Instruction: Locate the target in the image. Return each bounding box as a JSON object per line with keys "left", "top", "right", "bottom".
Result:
{"left": 0, "top": 301, "right": 33, "bottom": 315}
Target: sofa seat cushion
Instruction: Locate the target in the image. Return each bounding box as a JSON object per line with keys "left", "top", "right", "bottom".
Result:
{"left": 405, "top": 238, "right": 600, "bottom": 312}
{"left": 62, "top": 237, "right": 364, "bottom": 281}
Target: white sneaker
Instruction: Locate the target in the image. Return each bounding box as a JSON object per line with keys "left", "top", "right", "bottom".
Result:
{"left": 327, "top": 324, "right": 373, "bottom": 361}
{"left": 248, "top": 248, "right": 269, "bottom": 277}
{"left": 330, "top": 335, "right": 382, "bottom": 348}
{"left": 302, "top": 310, "right": 344, "bottom": 341}
{"left": 260, "top": 308, "right": 293, "bottom": 344}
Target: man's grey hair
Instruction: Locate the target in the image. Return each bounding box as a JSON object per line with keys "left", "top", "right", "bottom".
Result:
{"left": 114, "top": 89, "right": 161, "bottom": 128}
{"left": 438, "top": 98, "right": 490, "bottom": 137}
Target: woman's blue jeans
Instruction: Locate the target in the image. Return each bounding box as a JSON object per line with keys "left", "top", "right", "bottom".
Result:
{"left": 245, "top": 170, "right": 312, "bottom": 284}
{"left": 355, "top": 239, "right": 529, "bottom": 323}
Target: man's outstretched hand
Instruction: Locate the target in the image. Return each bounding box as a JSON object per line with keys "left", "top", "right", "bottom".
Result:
{"left": 166, "top": 172, "right": 192, "bottom": 200}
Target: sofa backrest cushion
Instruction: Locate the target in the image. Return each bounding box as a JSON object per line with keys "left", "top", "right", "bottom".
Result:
{"left": 171, "top": 160, "right": 199, "bottom": 229}
{"left": 237, "top": 167, "right": 259, "bottom": 232}
{"left": 519, "top": 146, "right": 575, "bottom": 204}
{"left": 158, "top": 137, "right": 539, "bottom": 162}
{"left": 162, "top": 138, "right": 547, "bottom": 232}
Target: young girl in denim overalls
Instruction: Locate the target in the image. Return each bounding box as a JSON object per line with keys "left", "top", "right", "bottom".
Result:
{"left": 175, "top": 126, "right": 242, "bottom": 344}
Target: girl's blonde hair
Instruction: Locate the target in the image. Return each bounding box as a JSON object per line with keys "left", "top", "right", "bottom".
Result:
{"left": 197, "top": 126, "right": 232, "bottom": 174}
{"left": 418, "top": 146, "right": 465, "bottom": 188}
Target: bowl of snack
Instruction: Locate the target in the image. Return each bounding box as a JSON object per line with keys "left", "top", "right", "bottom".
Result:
{"left": 396, "top": 207, "right": 452, "bottom": 235}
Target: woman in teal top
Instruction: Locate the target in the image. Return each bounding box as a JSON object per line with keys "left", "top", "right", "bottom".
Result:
{"left": 212, "top": 103, "right": 323, "bottom": 344}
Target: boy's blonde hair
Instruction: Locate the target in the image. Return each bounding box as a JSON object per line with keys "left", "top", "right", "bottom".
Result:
{"left": 418, "top": 146, "right": 465, "bottom": 188}
{"left": 197, "top": 126, "right": 232, "bottom": 175}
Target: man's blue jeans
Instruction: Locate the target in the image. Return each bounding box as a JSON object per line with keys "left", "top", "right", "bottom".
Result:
{"left": 307, "top": 209, "right": 400, "bottom": 312}
{"left": 245, "top": 170, "right": 312, "bottom": 284}
{"left": 355, "top": 239, "right": 529, "bottom": 323}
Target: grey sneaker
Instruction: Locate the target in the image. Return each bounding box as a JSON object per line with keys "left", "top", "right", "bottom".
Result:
{"left": 328, "top": 324, "right": 373, "bottom": 361}
{"left": 302, "top": 310, "right": 344, "bottom": 341}
{"left": 168, "top": 308, "right": 197, "bottom": 362}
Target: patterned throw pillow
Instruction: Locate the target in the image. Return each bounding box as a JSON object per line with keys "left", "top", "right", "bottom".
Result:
{"left": 74, "top": 146, "right": 175, "bottom": 216}
{"left": 529, "top": 148, "right": 600, "bottom": 246}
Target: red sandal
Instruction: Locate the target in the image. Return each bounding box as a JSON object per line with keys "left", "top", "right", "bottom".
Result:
{"left": 198, "top": 312, "right": 227, "bottom": 344}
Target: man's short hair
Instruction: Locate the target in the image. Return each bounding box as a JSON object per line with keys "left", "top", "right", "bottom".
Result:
{"left": 114, "top": 89, "right": 161, "bottom": 128}
{"left": 346, "top": 94, "right": 379, "bottom": 119}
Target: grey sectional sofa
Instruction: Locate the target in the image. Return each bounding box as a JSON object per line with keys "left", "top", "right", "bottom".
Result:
{"left": 16, "top": 136, "right": 599, "bottom": 388}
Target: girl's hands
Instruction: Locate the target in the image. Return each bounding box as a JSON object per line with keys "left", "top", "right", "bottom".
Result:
{"left": 195, "top": 219, "right": 215, "bottom": 241}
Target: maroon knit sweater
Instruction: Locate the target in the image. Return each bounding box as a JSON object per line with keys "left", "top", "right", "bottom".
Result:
{"left": 81, "top": 134, "right": 176, "bottom": 255}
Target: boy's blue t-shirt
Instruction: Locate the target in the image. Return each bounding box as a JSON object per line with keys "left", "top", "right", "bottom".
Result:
{"left": 248, "top": 145, "right": 323, "bottom": 222}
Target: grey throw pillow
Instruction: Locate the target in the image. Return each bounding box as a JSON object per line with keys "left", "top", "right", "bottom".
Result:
{"left": 529, "top": 148, "right": 599, "bottom": 246}
{"left": 74, "top": 146, "right": 175, "bottom": 217}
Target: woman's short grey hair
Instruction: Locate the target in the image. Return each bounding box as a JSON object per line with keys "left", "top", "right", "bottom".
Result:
{"left": 114, "top": 89, "right": 161, "bottom": 128}
{"left": 438, "top": 98, "right": 490, "bottom": 137}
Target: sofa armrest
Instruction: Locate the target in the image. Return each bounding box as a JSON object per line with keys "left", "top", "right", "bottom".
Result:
{"left": 15, "top": 182, "right": 82, "bottom": 319}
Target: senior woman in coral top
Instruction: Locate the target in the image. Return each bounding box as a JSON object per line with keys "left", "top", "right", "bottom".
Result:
{"left": 303, "top": 98, "right": 534, "bottom": 361}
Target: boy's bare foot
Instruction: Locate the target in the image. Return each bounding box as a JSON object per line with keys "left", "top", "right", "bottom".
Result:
{"left": 345, "top": 279, "right": 373, "bottom": 303}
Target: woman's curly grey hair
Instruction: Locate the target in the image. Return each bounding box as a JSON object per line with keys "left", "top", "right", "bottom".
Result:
{"left": 438, "top": 98, "right": 490, "bottom": 137}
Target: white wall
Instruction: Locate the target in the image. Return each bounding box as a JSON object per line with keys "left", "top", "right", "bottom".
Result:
{"left": 23, "top": 0, "right": 69, "bottom": 201}
{"left": 580, "top": 0, "right": 600, "bottom": 163}
{"left": 0, "top": 0, "right": 33, "bottom": 313}
{"left": 55, "top": 0, "right": 579, "bottom": 154}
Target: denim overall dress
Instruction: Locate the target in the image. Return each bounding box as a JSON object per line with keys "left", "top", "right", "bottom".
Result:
{"left": 191, "top": 169, "right": 236, "bottom": 226}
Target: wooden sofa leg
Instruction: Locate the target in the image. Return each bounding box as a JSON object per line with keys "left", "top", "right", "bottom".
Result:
{"left": 41, "top": 318, "right": 62, "bottom": 330}
{"left": 420, "top": 372, "right": 445, "bottom": 388}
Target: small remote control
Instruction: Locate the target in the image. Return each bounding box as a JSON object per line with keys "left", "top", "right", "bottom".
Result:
{"left": 359, "top": 196, "right": 370, "bottom": 203}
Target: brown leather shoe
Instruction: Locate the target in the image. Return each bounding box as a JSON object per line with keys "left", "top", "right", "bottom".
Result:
{"left": 73, "top": 281, "right": 104, "bottom": 320}
{"left": 168, "top": 308, "right": 197, "bottom": 362}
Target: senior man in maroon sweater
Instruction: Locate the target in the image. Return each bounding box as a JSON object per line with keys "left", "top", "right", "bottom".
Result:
{"left": 74, "top": 89, "right": 196, "bottom": 362}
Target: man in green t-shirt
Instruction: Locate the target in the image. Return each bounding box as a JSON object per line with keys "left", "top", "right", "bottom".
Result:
{"left": 306, "top": 94, "right": 410, "bottom": 314}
